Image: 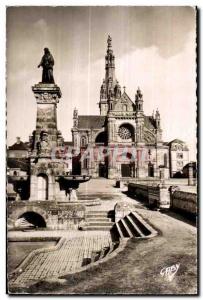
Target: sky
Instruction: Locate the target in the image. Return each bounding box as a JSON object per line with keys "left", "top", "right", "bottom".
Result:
{"left": 6, "top": 6, "right": 197, "bottom": 160}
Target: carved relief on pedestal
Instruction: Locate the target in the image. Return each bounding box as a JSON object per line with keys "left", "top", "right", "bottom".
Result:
{"left": 35, "top": 92, "right": 59, "bottom": 104}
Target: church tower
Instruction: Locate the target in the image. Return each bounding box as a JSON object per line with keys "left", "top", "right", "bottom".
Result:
{"left": 99, "top": 35, "right": 121, "bottom": 115}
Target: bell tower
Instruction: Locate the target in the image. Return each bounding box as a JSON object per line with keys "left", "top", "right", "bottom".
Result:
{"left": 135, "top": 87, "right": 145, "bottom": 144}
{"left": 99, "top": 35, "right": 121, "bottom": 115}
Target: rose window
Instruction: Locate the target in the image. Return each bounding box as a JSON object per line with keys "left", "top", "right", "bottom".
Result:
{"left": 118, "top": 126, "right": 132, "bottom": 139}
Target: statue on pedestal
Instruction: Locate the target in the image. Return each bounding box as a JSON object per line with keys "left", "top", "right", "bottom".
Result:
{"left": 38, "top": 48, "right": 55, "bottom": 84}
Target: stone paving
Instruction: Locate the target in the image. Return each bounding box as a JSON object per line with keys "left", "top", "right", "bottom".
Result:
{"left": 9, "top": 178, "right": 196, "bottom": 288}
{"left": 10, "top": 231, "right": 112, "bottom": 286}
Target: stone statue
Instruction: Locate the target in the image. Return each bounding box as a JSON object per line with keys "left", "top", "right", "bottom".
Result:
{"left": 38, "top": 48, "right": 55, "bottom": 84}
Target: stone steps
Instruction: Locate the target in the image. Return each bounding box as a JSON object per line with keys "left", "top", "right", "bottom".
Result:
{"left": 82, "top": 225, "right": 113, "bottom": 231}
{"left": 115, "top": 211, "right": 157, "bottom": 239}
{"left": 86, "top": 217, "right": 112, "bottom": 222}
{"left": 88, "top": 222, "right": 114, "bottom": 226}
{"left": 82, "top": 210, "right": 115, "bottom": 231}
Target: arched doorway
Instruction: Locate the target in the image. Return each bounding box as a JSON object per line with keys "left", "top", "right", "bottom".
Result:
{"left": 120, "top": 153, "right": 135, "bottom": 177}
{"left": 17, "top": 211, "right": 46, "bottom": 228}
{"left": 37, "top": 174, "right": 48, "bottom": 200}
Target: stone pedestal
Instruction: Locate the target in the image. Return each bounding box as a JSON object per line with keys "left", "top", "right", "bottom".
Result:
{"left": 29, "top": 83, "right": 65, "bottom": 201}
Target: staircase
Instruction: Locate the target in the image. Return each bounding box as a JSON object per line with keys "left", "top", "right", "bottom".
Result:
{"left": 82, "top": 210, "right": 114, "bottom": 231}
{"left": 115, "top": 211, "right": 157, "bottom": 239}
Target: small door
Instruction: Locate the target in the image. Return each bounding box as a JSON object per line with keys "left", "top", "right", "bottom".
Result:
{"left": 121, "top": 164, "right": 131, "bottom": 177}
{"left": 37, "top": 174, "right": 48, "bottom": 200}
{"left": 148, "top": 163, "right": 154, "bottom": 177}
{"left": 99, "top": 163, "right": 107, "bottom": 177}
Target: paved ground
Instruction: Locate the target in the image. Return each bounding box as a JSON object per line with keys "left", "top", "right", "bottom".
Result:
{"left": 8, "top": 178, "right": 197, "bottom": 294}
{"left": 9, "top": 231, "right": 112, "bottom": 287}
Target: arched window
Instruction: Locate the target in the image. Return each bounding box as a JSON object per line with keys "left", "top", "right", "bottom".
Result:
{"left": 81, "top": 136, "right": 86, "bottom": 147}
{"left": 37, "top": 174, "right": 48, "bottom": 201}
{"left": 95, "top": 131, "right": 107, "bottom": 145}
{"left": 123, "top": 104, "right": 127, "bottom": 111}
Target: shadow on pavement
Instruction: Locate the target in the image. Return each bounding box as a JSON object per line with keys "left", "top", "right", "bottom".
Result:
{"left": 160, "top": 210, "right": 197, "bottom": 227}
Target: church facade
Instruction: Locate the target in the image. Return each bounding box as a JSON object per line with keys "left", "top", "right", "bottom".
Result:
{"left": 71, "top": 36, "right": 189, "bottom": 179}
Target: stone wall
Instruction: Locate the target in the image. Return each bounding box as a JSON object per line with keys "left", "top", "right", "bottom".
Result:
{"left": 8, "top": 201, "right": 86, "bottom": 230}
{"left": 128, "top": 182, "right": 197, "bottom": 216}
{"left": 171, "top": 190, "right": 197, "bottom": 216}
{"left": 128, "top": 183, "right": 170, "bottom": 209}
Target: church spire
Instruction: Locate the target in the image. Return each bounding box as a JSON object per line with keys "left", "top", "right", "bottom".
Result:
{"left": 105, "top": 35, "right": 115, "bottom": 81}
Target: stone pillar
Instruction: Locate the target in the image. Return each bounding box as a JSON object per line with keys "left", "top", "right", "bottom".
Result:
{"left": 29, "top": 175, "right": 37, "bottom": 201}
{"left": 159, "top": 167, "right": 165, "bottom": 187}
{"left": 30, "top": 83, "right": 63, "bottom": 202}
{"left": 48, "top": 175, "right": 55, "bottom": 201}
{"left": 188, "top": 162, "right": 194, "bottom": 186}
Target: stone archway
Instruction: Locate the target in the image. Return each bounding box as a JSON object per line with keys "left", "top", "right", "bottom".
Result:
{"left": 9, "top": 205, "right": 47, "bottom": 229}
{"left": 17, "top": 211, "right": 46, "bottom": 228}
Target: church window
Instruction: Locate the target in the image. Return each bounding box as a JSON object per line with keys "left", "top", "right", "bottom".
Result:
{"left": 123, "top": 105, "right": 127, "bottom": 111}
{"left": 177, "top": 153, "right": 183, "bottom": 159}
{"left": 118, "top": 125, "right": 133, "bottom": 140}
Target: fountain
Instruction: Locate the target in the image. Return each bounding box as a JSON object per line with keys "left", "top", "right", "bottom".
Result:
{"left": 7, "top": 49, "right": 100, "bottom": 231}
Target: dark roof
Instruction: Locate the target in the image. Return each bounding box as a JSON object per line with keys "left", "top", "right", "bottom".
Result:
{"left": 8, "top": 141, "right": 29, "bottom": 151}
{"left": 7, "top": 158, "right": 30, "bottom": 172}
{"left": 144, "top": 116, "right": 156, "bottom": 130}
{"left": 167, "top": 139, "right": 185, "bottom": 145}
{"left": 78, "top": 115, "right": 105, "bottom": 129}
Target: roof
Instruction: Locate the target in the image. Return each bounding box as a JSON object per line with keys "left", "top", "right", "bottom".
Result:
{"left": 8, "top": 141, "right": 29, "bottom": 151}
{"left": 7, "top": 158, "right": 30, "bottom": 172}
{"left": 78, "top": 115, "right": 106, "bottom": 129}
{"left": 144, "top": 116, "right": 156, "bottom": 130}
{"left": 167, "top": 139, "right": 186, "bottom": 145}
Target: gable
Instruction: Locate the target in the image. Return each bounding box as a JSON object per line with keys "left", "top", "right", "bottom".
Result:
{"left": 113, "top": 92, "right": 135, "bottom": 112}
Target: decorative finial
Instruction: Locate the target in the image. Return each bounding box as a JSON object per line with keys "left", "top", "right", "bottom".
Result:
{"left": 123, "top": 86, "right": 126, "bottom": 93}
{"left": 107, "top": 35, "right": 112, "bottom": 49}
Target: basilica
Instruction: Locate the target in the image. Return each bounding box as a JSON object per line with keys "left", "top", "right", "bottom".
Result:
{"left": 8, "top": 36, "right": 189, "bottom": 182}
{"left": 71, "top": 36, "right": 189, "bottom": 179}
